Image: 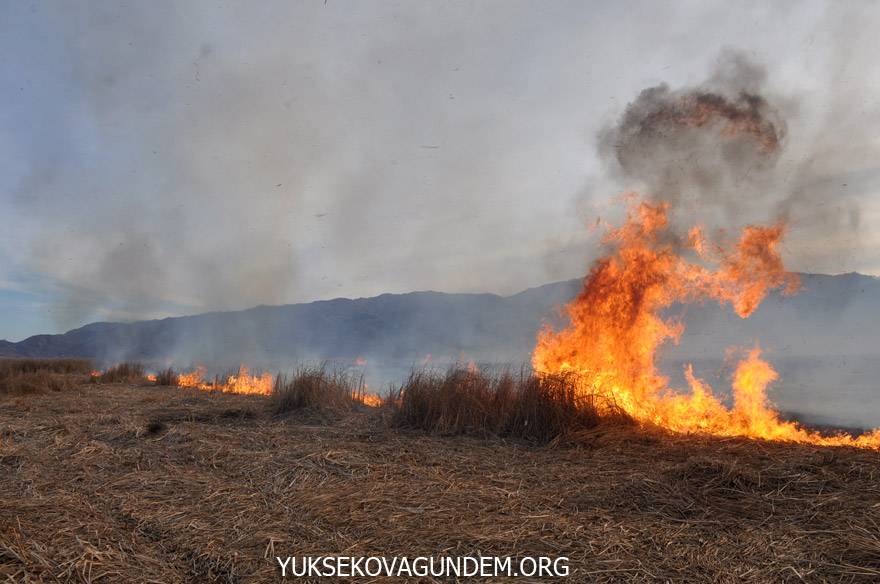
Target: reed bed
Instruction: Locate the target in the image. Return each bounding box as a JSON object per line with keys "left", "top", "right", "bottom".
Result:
{"left": 271, "top": 366, "right": 363, "bottom": 414}
{"left": 0, "top": 358, "right": 92, "bottom": 375}
{"left": 153, "top": 367, "right": 179, "bottom": 386}
{"left": 389, "top": 367, "right": 632, "bottom": 442}
{"left": 91, "top": 362, "right": 146, "bottom": 384}
{"left": 0, "top": 358, "right": 90, "bottom": 394}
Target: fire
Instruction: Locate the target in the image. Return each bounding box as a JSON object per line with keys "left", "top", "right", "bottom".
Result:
{"left": 146, "top": 374, "right": 157, "bottom": 382}
{"left": 178, "top": 365, "right": 207, "bottom": 389}
{"left": 533, "top": 197, "right": 880, "bottom": 448}
{"left": 358, "top": 393, "right": 382, "bottom": 407}
{"left": 355, "top": 356, "right": 367, "bottom": 366}
{"left": 161, "top": 364, "right": 381, "bottom": 404}
{"left": 221, "top": 365, "right": 274, "bottom": 395}
{"left": 177, "top": 364, "right": 274, "bottom": 396}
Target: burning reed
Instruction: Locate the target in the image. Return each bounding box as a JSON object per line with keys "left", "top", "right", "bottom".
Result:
{"left": 90, "top": 361, "right": 146, "bottom": 384}
{"left": 389, "top": 367, "right": 632, "bottom": 443}
{"left": 173, "top": 364, "right": 275, "bottom": 395}
{"left": 530, "top": 54, "right": 880, "bottom": 449}
{"left": 153, "top": 367, "right": 179, "bottom": 386}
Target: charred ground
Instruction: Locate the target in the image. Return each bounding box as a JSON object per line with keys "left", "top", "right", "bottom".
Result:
{"left": 2, "top": 371, "right": 880, "bottom": 583}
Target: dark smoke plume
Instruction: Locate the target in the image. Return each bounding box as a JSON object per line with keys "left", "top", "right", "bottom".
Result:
{"left": 599, "top": 50, "right": 788, "bottom": 233}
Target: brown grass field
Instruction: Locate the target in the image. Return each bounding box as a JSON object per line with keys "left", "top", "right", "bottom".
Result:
{"left": 2, "top": 371, "right": 880, "bottom": 583}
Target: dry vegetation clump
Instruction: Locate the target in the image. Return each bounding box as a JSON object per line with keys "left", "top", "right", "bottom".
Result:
{"left": 0, "top": 370, "right": 75, "bottom": 394}
{"left": 91, "top": 362, "right": 146, "bottom": 384}
{"left": 153, "top": 367, "right": 179, "bottom": 386}
{"left": 389, "top": 367, "right": 632, "bottom": 442}
{"left": 0, "top": 358, "right": 89, "bottom": 394}
{"left": 270, "top": 366, "right": 363, "bottom": 414}
{"left": 0, "top": 357, "right": 92, "bottom": 375}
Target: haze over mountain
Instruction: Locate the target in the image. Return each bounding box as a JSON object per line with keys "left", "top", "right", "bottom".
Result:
{"left": 1, "top": 271, "right": 877, "bottom": 364}
{"left": 5, "top": 272, "right": 879, "bottom": 427}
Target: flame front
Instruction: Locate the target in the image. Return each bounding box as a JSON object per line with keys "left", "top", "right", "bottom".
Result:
{"left": 177, "top": 364, "right": 274, "bottom": 395}
{"left": 533, "top": 197, "right": 880, "bottom": 448}
{"left": 359, "top": 393, "right": 382, "bottom": 407}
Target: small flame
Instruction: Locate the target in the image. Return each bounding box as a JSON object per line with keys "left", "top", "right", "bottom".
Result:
{"left": 354, "top": 382, "right": 382, "bottom": 407}
{"left": 177, "top": 364, "right": 273, "bottom": 395}
{"left": 358, "top": 393, "right": 382, "bottom": 407}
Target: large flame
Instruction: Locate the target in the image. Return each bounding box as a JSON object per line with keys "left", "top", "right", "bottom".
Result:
{"left": 533, "top": 197, "right": 880, "bottom": 448}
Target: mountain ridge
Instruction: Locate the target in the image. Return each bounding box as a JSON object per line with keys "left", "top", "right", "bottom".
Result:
{"left": 2, "top": 273, "right": 879, "bottom": 369}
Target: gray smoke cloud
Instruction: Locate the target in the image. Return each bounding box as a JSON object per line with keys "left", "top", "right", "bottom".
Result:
{"left": 599, "top": 50, "right": 790, "bottom": 235}
{"left": 598, "top": 46, "right": 868, "bottom": 261}
{"left": 4, "top": 1, "right": 599, "bottom": 333}
{"left": 3, "top": 2, "right": 880, "bottom": 342}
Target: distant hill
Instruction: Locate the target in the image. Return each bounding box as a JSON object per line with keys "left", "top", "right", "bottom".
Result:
{"left": 6, "top": 272, "right": 880, "bottom": 428}
{"left": 0, "top": 280, "right": 582, "bottom": 367}
{"left": 2, "top": 272, "right": 880, "bottom": 368}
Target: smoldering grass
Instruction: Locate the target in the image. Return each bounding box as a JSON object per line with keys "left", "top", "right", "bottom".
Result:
{"left": 145, "top": 419, "right": 167, "bottom": 435}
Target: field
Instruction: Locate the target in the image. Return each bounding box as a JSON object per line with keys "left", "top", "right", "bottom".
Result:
{"left": 2, "top": 375, "right": 880, "bottom": 583}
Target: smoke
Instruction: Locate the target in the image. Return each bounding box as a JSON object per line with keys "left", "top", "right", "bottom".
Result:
{"left": 597, "top": 47, "right": 873, "bottom": 272}
{"left": 599, "top": 49, "right": 789, "bottom": 235}
{"left": 4, "top": 3, "right": 880, "bottom": 343}
{"left": 4, "top": 1, "right": 597, "bottom": 335}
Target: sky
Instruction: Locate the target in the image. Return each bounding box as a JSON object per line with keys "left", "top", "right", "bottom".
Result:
{"left": 2, "top": 0, "right": 880, "bottom": 341}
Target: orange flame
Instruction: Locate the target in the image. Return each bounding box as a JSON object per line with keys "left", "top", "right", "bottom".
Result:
{"left": 358, "top": 393, "right": 382, "bottom": 407}
{"left": 177, "top": 364, "right": 274, "bottom": 396}
{"left": 178, "top": 365, "right": 208, "bottom": 389}
{"left": 533, "top": 197, "right": 880, "bottom": 448}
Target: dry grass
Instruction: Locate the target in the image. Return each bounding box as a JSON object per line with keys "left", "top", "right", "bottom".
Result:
{"left": 0, "top": 358, "right": 92, "bottom": 375}
{"left": 0, "top": 358, "right": 90, "bottom": 394}
{"left": 271, "top": 366, "right": 362, "bottom": 415}
{"left": 0, "top": 371, "right": 76, "bottom": 394}
{"left": 153, "top": 367, "right": 179, "bottom": 387}
{"left": 2, "top": 377, "right": 880, "bottom": 582}
{"left": 389, "top": 367, "right": 632, "bottom": 442}
{"left": 91, "top": 362, "right": 146, "bottom": 384}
